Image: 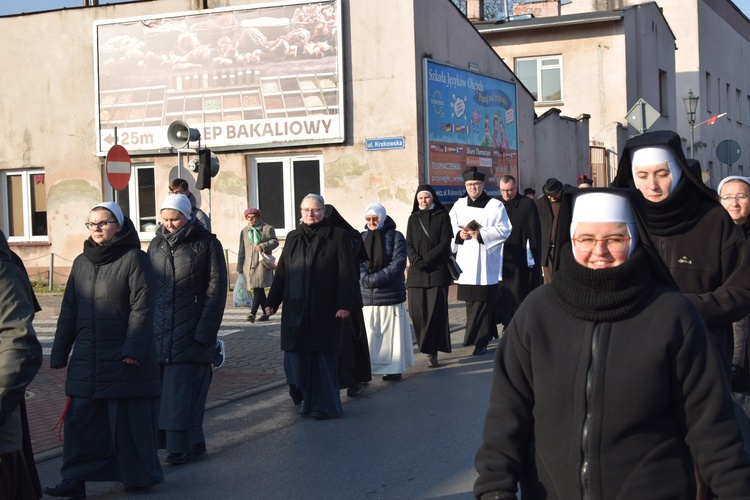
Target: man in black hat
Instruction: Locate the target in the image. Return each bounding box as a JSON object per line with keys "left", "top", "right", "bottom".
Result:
{"left": 535, "top": 177, "right": 563, "bottom": 283}
{"left": 449, "top": 167, "right": 512, "bottom": 355}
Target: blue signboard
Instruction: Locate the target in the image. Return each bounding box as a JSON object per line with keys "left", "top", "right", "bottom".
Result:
{"left": 366, "top": 136, "right": 405, "bottom": 151}
{"left": 423, "top": 59, "right": 518, "bottom": 203}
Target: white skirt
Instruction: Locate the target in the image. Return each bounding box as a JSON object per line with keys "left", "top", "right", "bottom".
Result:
{"left": 363, "top": 302, "right": 415, "bottom": 375}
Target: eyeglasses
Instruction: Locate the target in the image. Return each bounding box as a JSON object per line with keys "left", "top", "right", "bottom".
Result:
{"left": 571, "top": 236, "right": 630, "bottom": 253}
{"left": 85, "top": 220, "right": 118, "bottom": 230}
{"left": 719, "top": 194, "right": 750, "bottom": 204}
{"left": 301, "top": 208, "right": 323, "bottom": 214}
{"left": 465, "top": 182, "right": 483, "bottom": 188}
{"left": 500, "top": 188, "right": 516, "bottom": 193}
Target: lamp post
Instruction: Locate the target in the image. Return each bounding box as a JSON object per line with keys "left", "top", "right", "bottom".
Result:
{"left": 683, "top": 89, "right": 699, "bottom": 159}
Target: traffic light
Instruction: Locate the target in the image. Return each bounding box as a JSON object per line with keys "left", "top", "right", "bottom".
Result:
{"left": 196, "top": 148, "right": 212, "bottom": 190}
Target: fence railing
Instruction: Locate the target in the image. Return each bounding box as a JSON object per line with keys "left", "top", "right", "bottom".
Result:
{"left": 21, "top": 249, "right": 240, "bottom": 292}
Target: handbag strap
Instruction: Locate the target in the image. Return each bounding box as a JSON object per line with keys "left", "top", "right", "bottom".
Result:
{"left": 418, "top": 218, "right": 433, "bottom": 244}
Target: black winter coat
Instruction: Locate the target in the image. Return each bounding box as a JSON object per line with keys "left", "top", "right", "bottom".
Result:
{"left": 360, "top": 217, "right": 407, "bottom": 306}
{"left": 51, "top": 218, "right": 160, "bottom": 399}
{"left": 148, "top": 218, "right": 227, "bottom": 364}
{"left": 475, "top": 250, "right": 750, "bottom": 499}
{"left": 266, "top": 219, "right": 355, "bottom": 352}
{"left": 406, "top": 203, "right": 453, "bottom": 288}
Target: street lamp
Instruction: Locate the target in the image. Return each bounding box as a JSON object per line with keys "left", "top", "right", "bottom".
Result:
{"left": 683, "top": 89, "right": 699, "bottom": 159}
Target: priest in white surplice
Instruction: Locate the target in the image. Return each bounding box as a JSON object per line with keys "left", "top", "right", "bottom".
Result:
{"left": 449, "top": 167, "right": 512, "bottom": 355}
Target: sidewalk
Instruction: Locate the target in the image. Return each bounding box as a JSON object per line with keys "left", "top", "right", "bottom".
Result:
{"left": 27, "top": 286, "right": 466, "bottom": 461}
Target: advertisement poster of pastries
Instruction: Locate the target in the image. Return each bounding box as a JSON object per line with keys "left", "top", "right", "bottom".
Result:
{"left": 422, "top": 59, "right": 518, "bottom": 204}
{"left": 94, "top": 0, "right": 343, "bottom": 154}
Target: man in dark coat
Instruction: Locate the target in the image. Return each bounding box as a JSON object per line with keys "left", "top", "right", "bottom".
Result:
{"left": 497, "top": 175, "right": 542, "bottom": 327}
{"left": 535, "top": 177, "right": 563, "bottom": 284}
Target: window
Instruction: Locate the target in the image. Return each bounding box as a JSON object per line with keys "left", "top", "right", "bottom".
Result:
{"left": 706, "top": 72, "right": 712, "bottom": 113}
{"left": 658, "top": 69, "right": 668, "bottom": 115}
{"left": 737, "top": 89, "right": 742, "bottom": 124}
{"left": 107, "top": 164, "right": 157, "bottom": 238}
{"left": 249, "top": 155, "right": 323, "bottom": 236}
{"left": 726, "top": 83, "right": 731, "bottom": 119}
{"left": 515, "top": 55, "right": 562, "bottom": 103}
{"left": 2, "top": 170, "right": 47, "bottom": 241}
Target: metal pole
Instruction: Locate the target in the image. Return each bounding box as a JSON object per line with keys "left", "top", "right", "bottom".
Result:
{"left": 689, "top": 124, "right": 695, "bottom": 159}
{"left": 49, "top": 253, "right": 54, "bottom": 292}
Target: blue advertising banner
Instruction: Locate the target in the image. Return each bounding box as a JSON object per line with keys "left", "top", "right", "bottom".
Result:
{"left": 423, "top": 59, "right": 518, "bottom": 203}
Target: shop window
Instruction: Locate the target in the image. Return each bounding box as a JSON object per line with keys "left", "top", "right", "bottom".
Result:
{"left": 3, "top": 170, "right": 47, "bottom": 241}
{"left": 107, "top": 164, "right": 157, "bottom": 237}
{"left": 249, "top": 155, "right": 323, "bottom": 236}
{"left": 658, "top": 69, "right": 668, "bottom": 116}
{"left": 515, "top": 55, "right": 562, "bottom": 104}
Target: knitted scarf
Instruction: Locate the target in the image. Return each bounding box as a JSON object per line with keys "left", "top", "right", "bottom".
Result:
{"left": 642, "top": 178, "right": 703, "bottom": 236}
{"left": 551, "top": 244, "right": 656, "bottom": 322}
{"left": 82, "top": 217, "right": 140, "bottom": 266}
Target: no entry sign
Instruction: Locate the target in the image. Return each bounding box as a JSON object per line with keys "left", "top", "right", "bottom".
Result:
{"left": 105, "top": 145, "right": 131, "bottom": 190}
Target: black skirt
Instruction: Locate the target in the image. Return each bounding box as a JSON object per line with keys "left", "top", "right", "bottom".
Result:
{"left": 408, "top": 286, "right": 451, "bottom": 354}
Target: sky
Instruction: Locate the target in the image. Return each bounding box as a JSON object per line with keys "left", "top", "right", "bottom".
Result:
{"left": 0, "top": 0, "right": 749, "bottom": 17}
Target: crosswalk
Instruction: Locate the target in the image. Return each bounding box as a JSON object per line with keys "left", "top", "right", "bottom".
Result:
{"left": 33, "top": 308, "right": 277, "bottom": 356}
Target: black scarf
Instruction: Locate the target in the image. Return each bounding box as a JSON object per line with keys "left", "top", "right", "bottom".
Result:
{"left": 642, "top": 178, "right": 703, "bottom": 236}
{"left": 82, "top": 217, "right": 140, "bottom": 266}
{"left": 551, "top": 244, "right": 657, "bottom": 322}
{"left": 363, "top": 216, "right": 396, "bottom": 273}
{"left": 285, "top": 220, "right": 327, "bottom": 340}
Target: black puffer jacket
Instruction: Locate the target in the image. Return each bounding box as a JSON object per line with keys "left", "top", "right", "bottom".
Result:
{"left": 51, "top": 217, "right": 160, "bottom": 399}
{"left": 148, "top": 218, "right": 227, "bottom": 364}
{"left": 360, "top": 216, "right": 407, "bottom": 306}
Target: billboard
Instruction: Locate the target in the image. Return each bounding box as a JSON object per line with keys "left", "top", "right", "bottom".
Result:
{"left": 94, "top": 0, "right": 343, "bottom": 154}
{"left": 423, "top": 59, "right": 518, "bottom": 204}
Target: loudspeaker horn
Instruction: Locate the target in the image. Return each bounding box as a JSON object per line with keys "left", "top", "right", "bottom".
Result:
{"left": 167, "top": 120, "right": 201, "bottom": 149}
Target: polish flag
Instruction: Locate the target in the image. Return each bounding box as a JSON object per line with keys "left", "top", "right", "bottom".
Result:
{"left": 706, "top": 114, "right": 720, "bottom": 125}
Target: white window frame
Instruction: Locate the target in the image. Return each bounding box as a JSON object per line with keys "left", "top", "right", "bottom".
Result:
{"left": 105, "top": 163, "right": 158, "bottom": 240}
{"left": 2, "top": 169, "right": 48, "bottom": 242}
{"left": 249, "top": 154, "right": 324, "bottom": 238}
{"left": 514, "top": 55, "right": 563, "bottom": 105}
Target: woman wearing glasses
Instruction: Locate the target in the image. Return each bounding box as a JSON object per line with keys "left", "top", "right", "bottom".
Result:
{"left": 474, "top": 189, "right": 750, "bottom": 499}
{"left": 265, "top": 194, "right": 355, "bottom": 420}
{"left": 718, "top": 175, "right": 750, "bottom": 451}
{"left": 46, "top": 202, "right": 163, "bottom": 498}
{"left": 360, "top": 202, "right": 413, "bottom": 380}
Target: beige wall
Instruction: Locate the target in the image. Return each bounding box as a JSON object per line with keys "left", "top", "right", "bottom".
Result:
{"left": 1, "top": 0, "right": 536, "bottom": 279}
{"left": 482, "top": 2, "right": 675, "bottom": 181}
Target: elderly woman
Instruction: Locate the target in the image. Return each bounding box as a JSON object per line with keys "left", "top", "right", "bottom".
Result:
{"left": 237, "top": 207, "right": 278, "bottom": 322}
{"left": 474, "top": 189, "right": 750, "bottom": 499}
{"left": 265, "top": 194, "right": 355, "bottom": 420}
{"left": 46, "top": 202, "right": 162, "bottom": 498}
{"left": 361, "top": 202, "right": 413, "bottom": 380}
{"left": 148, "top": 194, "right": 227, "bottom": 465}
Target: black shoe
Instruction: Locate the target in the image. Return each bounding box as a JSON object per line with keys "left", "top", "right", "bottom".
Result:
{"left": 44, "top": 479, "right": 86, "bottom": 498}
{"left": 164, "top": 451, "right": 190, "bottom": 465}
{"left": 310, "top": 411, "right": 328, "bottom": 420}
{"left": 247, "top": 314, "right": 256, "bottom": 323}
{"left": 258, "top": 314, "right": 269, "bottom": 321}
{"left": 299, "top": 400, "right": 311, "bottom": 416}
{"left": 382, "top": 374, "right": 402, "bottom": 381}
{"left": 472, "top": 346, "right": 488, "bottom": 356}
{"left": 191, "top": 441, "right": 207, "bottom": 456}
{"left": 427, "top": 353, "right": 439, "bottom": 368}
{"left": 213, "top": 339, "right": 226, "bottom": 369}
{"left": 346, "top": 383, "right": 363, "bottom": 396}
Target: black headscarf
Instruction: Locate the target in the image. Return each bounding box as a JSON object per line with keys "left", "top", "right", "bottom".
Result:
{"left": 550, "top": 187, "right": 677, "bottom": 321}
{"left": 363, "top": 216, "right": 396, "bottom": 274}
{"left": 611, "top": 130, "right": 718, "bottom": 235}
{"left": 82, "top": 215, "right": 140, "bottom": 266}
{"left": 411, "top": 184, "right": 446, "bottom": 213}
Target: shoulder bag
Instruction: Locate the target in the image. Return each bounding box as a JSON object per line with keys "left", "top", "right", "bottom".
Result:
{"left": 417, "top": 218, "right": 461, "bottom": 280}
